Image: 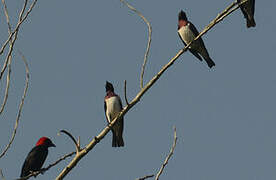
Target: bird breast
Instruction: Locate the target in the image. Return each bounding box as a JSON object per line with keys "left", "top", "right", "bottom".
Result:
{"left": 178, "top": 24, "right": 197, "bottom": 49}
{"left": 105, "top": 96, "right": 122, "bottom": 123}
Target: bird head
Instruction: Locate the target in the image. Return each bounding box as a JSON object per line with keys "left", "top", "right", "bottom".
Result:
{"left": 178, "top": 10, "right": 188, "bottom": 29}
{"left": 105, "top": 81, "right": 114, "bottom": 92}
{"left": 178, "top": 10, "right": 187, "bottom": 21}
{"left": 36, "top": 137, "right": 56, "bottom": 148}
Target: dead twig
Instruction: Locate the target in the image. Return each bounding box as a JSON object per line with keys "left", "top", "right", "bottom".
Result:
{"left": 155, "top": 127, "right": 177, "bottom": 180}
{"left": 0, "top": 51, "right": 30, "bottom": 159}
{"left": 59, "top": 130, "right": 81, "bottom": 153}
{"left": 120, "top": 0, "right": 152, "bottom": 89}
{"left": 17, "top": 152, "right": 76, "bottom": 180}
{"left": 136, "top": 174, "right": 154, "bottom": 180}
{"left": 124, "top": 80, "right": 129, "bottom": 105}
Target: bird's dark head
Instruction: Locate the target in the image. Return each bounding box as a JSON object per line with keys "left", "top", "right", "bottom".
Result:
{"left": 36, "top": 137, "right": 56, "bottom": 148}
{"left": 105, "top": 81, "right": 114, "bottom": 92}
{"left": 178, "top": 10, "right": 188, "bottom": 29}
{"left": 178, "top": 10, "right": 187, "bottom": 21}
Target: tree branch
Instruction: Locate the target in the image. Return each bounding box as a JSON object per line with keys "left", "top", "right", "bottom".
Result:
{"left": 0, "top": 51, "right": 30, "bottom": 159}
{"left": 119, "top": 0, "right": 152, "bottom": 89}
{"left": 155, "top": 127, "right": 177, "bottom": 180}
{"left": 136, "top": 174, "right": 154, "bottom": 180}
{"left": 124, "top": 80, "right": 129, "bottom": 105}
{"left": 55, "top": 1, "right": 247, "bottom": 179}
{"left": 59, "top": 130, "right": 81, "bottom": 153}
{"left": 17, "top": 152, "right": 76, "bottom": 180}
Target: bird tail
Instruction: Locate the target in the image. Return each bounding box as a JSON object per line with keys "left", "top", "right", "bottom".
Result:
{"left": 204, "top": 56, "right": 215, "bottom": 68}
{"left": 247, "top": 17, "right": 256, "bottom": 28}
{"left": 112, "top": 130, "right": 124, "bottom": 147}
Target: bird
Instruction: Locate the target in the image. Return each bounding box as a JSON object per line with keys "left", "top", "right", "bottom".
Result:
{"left": 20, "top": 137, "right": 55, "bottom": 178}
{"left": 177, "top": 10, "right": 215, "bottom": 68}
{"left": 104, "top": 81, "right": 124, "bottom": 147}
{"left": 238, "top": 0, "right": 256, "bottom": 28}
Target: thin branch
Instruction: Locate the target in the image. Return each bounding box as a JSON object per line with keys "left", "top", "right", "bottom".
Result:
{"left": 124, "top": 80, "right": 129, "bottom": 105}
{"left": 136, "top": 174, "right": 154, "bottom": 180}
{"left": 0, "top": 51, "right": 30, "bottom": 159}
{"left": 17, "top": 152, "right": 76, "bottom": 180}
{"left": 120, "top": 0, "right": 152, "bottom": 89}
{"left": 0, "top": 0, "right": 15, "bottom": 115}
{"left": 0, "top": 0, "right": 37, "bottom": 74}
{"left": 0, "top": 169, "right": 6, "bottom": 180}
{"left": 155, "top": 127, "right": 177, "bottom": 180}
{"left": 55, "top": 1, "right": 247, "bottom": 179}
{"left": 59, "top": 130, "right": 80, "bottom": 152}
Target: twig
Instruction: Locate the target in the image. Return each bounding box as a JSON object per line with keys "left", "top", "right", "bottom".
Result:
{"left": 155, "top": 127, "right": 177, "bottom": 180}
{"left": 0, "top": 0, "right": 37, "bottom": 79}
{"left": 0, "top": 51, "right": 30, "bottom": 159}
{"left": 59, "top": 130, "right": 81, "bottom": 152}
{"left": 0, "top": 0, "right": 15, "bottom": 115}
{"left": 119, "top": 0, "right": 152, "bottom": 89}
{"left": 136, "top": 174, "right": 154, "bottom": 180}
{"left": 17, "top": 151, "right": 76, "bottom": 180}
{"left": 0, "top": 169, "right": 6, "bottom": 180}
{"left": 55, "top": 1, "right": 245, "bottom": 179}
{"left": 124, "top": 80, "right": 129, "bottom": 105}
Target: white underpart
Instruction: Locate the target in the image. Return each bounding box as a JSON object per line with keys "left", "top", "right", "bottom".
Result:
{"left": 178, "top": 23, "right": 206, "bottom": 55}
{"left": 105, "top": 96, "right": 122, "bottom": 123}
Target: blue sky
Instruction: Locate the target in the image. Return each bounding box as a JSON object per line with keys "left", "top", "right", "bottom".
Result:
{"left": 0, "top": 0, "right": 275, "bottom": 179}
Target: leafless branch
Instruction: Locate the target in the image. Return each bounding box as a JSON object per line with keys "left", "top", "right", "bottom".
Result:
{"left": 0, "top": 169, "right": 6, "bottom": 180}
{"left": 119, "top": 0, "right": 152, "bottom": 89}
{"left": 59, "top": 130, "right": 81, "bottom": 152}
{"left": 55, "top": 1, "right": 248, "bottom": 179}
{"left": 0, "top": 51, "right": 30, "bottom": 159}
{"left": 124, "top": 80, "right": 129, "bottom": 105}
{"left": 17, "top": 152, "right": 76, "bottom": 180}
{"left": 155, "top": 127, "right": 177, "bottom": 180}
{"left": 0, "top": 0, "right": 37, "bottom": 55}
{"left": 136, "top": 174, "right": 154, "bottom": 180}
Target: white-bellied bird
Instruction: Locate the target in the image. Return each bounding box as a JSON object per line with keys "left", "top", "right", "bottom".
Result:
{"left": 104, "top": 81, "right": 124, "bottom": 147}
{"left": 178, "top": 10, "right": 215, "bottom": 68}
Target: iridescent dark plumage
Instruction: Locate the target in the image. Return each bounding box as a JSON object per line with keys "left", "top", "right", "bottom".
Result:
{"left": 238, "top": 0, "right": 256, "bottom": 28}
{"left": 20, "top": 137, "right": 55, "bottom": 178}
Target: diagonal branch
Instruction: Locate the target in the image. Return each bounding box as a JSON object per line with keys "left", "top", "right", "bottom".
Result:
{"left": 55, "top": 1, "right": 247, "bottom": 179}
{"left": 0, "top": 51, "right": 30, "bottom": 159}
{"left": 155, "top": 127, "right": 177, "bottom": 180}
{"left": 136, "top": 174, "right": 154, "bottom": 180}
{"left": 119, "top": 0, "right": 152, "bottom": 89}
{"left": 17, "top": 151, "right": 76, "bottom": 180}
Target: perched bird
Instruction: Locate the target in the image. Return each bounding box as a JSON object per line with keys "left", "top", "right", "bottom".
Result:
{"left": 177, "top": 10, "right": 215, "bottom": 68}
{"left": 20, "top": 137, "right": 55, "bottom": 178}
{"left": 238, "top": 0, "right": 256, "bottom": 28}
{"left": 104, "top": 81, "right": 124, "bottom": 147}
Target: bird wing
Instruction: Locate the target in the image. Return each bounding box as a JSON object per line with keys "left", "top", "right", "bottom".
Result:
{"left": 21, "top": 146, "right": 48, "bottom": 177}
{"left": 104, "top": 100, "right": 109, "bottom": 124}
{"left": 178, "top": 30, "right": 203, "bottom": 61}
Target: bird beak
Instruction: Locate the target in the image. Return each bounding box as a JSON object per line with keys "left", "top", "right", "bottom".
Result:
{"left": 50, "top": 143, "right": 56, "bottom": 147}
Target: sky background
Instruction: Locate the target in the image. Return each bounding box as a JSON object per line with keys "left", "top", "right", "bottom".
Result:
{"left": 0, "top": 0, "right": 276, "bottom": 179}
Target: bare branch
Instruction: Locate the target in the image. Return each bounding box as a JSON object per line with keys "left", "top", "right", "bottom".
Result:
{"left": 55, "top": 1, "right": 247, "bottom": 179}
{"left": 155, "top": 127, "right": 177, "bottom": 180}
{"left": 136, "top": 174, "right": 154, "bottom": 180}
{"left": 119, "top": 0, "right": 152, "bottom": 89}
{"left": 17, "top": 152, "right": 76, "bottom": 180}
{"left": 0, "top": 169, "right": 6, "bottom": 180}
{"left": 59, "top": 130, "right": 81, "bottom": 152}
{"left": 124, "top": 80, "right": 129, "bottom": 105}
{"left": 0, "top": 0, "right": 37, "bottom": 59}
{"left": 0, "top": 51, "right": 30, "bottom": 159}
